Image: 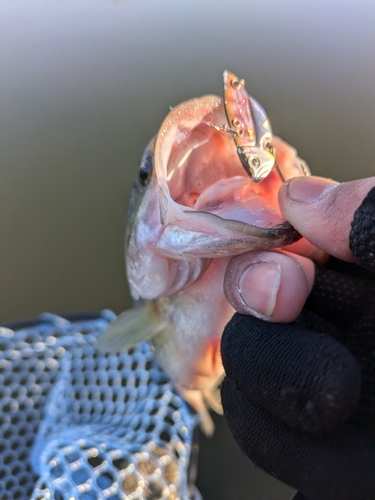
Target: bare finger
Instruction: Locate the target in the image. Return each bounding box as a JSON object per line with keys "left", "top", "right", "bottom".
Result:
{"left": 224, "top": 250, "right": 315, "bottom": 322}
{"left": 279, "top": 176, "right": 375, "bottom": 262}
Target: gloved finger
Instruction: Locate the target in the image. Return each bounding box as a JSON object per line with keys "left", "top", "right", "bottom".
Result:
{"left": 224, "top": 250, "right": 315, "bottom": 322}
{"left": 221, "top": 312, "right": 361, "bottom": 433}
{"left": 221, "top": 377, "right": 375, "bottom": 500}
{"left": 278, "top": 176, "right": 375, "bottom": 262}
{"left": 305, "top": 263, "right": 375, "bottom": 330}
{"left": 302, "top": 261, "right": 375, "bottom": 432}
{"left": 349, "top": 185, "right": 375, "bottom": 271}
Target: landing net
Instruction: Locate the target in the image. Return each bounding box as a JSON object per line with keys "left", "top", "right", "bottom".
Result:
{"left": 0, "top": 311, "right": 200, "bottom": 500}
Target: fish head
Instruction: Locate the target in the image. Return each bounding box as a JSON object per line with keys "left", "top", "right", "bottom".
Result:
{"left": 126, "top": 94, "right": 309, "bottom": 301}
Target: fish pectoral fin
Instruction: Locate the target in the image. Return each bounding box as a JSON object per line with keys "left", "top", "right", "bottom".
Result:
{"left": 97, "top": 302, "right": 167, "bottom": 353}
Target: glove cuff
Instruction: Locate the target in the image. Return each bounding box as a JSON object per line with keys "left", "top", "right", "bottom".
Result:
{"left": 349, "top": 185, "right": 375, "bottom": 271}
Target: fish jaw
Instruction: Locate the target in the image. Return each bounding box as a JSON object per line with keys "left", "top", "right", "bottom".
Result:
{"left": 126, "top": 176, "right": 211, "bottom": 300}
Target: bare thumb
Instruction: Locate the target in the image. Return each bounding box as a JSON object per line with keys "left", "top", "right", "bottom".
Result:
{"left": 279, "top": 176, "right": 375, "bottom": 262}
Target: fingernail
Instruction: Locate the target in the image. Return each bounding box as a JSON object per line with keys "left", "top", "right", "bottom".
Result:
{"left": 239, "top": 262, "right": 281, "bottom": 319}
{"left": 287, "top": 176, "right": 339, "bottom": 203}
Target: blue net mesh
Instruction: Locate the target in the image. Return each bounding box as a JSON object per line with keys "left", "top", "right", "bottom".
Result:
{"left": 0, "top": 311, "right": 200, "bottom": 500}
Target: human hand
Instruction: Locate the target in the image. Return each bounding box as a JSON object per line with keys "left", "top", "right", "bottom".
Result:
{"left": 221, "top": 176, "right": 375, "bottom": 500}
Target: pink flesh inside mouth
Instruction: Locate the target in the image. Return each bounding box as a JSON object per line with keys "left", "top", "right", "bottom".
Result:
{"left": 165, "top": 121, "right": 285, "bottom": 228}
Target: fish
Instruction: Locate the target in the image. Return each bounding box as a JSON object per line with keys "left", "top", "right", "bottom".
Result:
{"left": 98, "top": 71, "right": 310, "bottom": 435}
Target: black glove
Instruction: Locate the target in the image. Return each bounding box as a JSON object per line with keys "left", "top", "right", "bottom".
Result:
{"left": 220, "top": 188, "right": 375, "bottom": 500}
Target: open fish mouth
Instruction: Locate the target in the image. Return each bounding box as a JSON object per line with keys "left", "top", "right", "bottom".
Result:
{"left": 125, "top": 89, "right": 310, "bottom": 299}
{"left": 153, "top": 95, "right": 309, "bottom": 259}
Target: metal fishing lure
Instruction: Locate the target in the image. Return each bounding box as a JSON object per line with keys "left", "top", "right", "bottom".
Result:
{"left": 211, "top": 70, "right": 285, "bottom": 182}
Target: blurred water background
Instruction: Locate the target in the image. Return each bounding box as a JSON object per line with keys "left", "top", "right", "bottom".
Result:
{"left": 1, "top": 1, "right": 375, "bottom": 498}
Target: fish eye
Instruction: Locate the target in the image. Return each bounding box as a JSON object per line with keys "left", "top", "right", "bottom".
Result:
{"left": 139, "top": 154, "right": 153, "bottom": 186}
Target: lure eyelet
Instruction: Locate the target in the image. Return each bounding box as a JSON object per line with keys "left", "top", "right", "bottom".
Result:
{"left": 230, "top": 78, "right": 245, "bottom": 90}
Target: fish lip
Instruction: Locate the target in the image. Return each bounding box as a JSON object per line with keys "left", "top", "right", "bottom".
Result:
{"left": 154, "top": 95, "right": 223, "bottom": 224}
{"left": 184, "top": 210, "right": 300, "bottom": 241}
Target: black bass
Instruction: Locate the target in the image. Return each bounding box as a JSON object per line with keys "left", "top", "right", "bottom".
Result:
{"left": 98, "top": 72, "right": 310, "bottom": 434}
